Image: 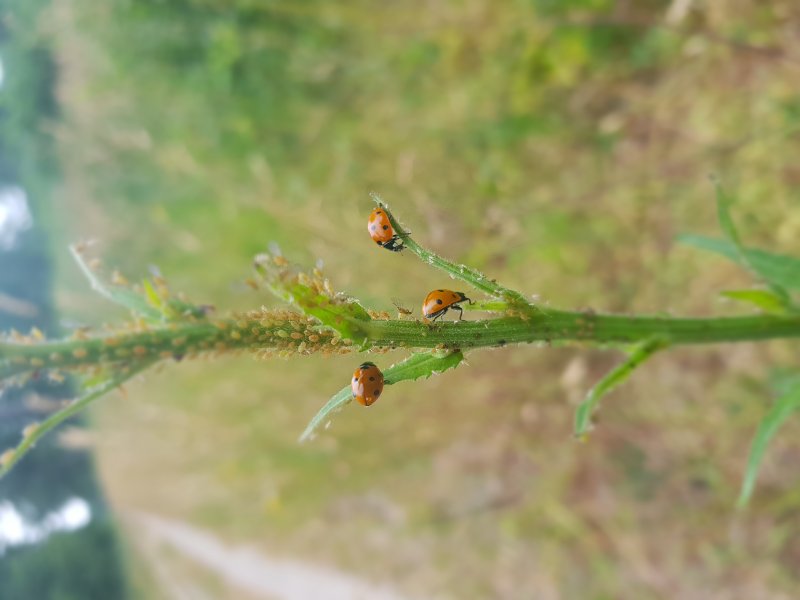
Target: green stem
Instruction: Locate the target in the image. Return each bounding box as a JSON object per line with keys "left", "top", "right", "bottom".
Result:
{"left": 0, "top": 359, "right": 157, "bottom": 478}
{"left": 3, "top": 310, "right": 799, "bottom": 382}
{"left": 0, "top": 313, "right": 346, "bottom": 379}
{"left": 372, "top": 194, "right": 534, "bottom": 306}
{"left": 366, "top": 310, "right": 800, "bottom": 349}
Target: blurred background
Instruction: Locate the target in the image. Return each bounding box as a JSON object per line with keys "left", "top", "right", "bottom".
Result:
{"left": 1, "top": 1, "right": 800, "bottom": 598}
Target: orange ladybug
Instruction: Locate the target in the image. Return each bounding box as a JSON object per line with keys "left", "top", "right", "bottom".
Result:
{"left": 351, "top": 362, "right": 384, "bottom": 406}
{"left": 368, "top": 208, "right": 403, "bottom": 252}
{"left": 422, "top": 289, "right": 473, "bottom": 322}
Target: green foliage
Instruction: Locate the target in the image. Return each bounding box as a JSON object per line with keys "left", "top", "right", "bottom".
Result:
{"left": 719, "top": 289, "right": 789, "bottom": 314}
{"left": 0, "top": 520, "right": 129, "bottom": 600}
{"left": 3, "top": 201, "right": 800, "bottom": 489}
{"left": 372, "top": 195, "right": 538, "bottom": 311}
{"left": 738, "top": 380, "right": 800, "bottom": 508}
{"left": 69, "top": 245, "right": 163, "bottom": 322}
{"left": 36, "top": 0, "right": 800, "bottom": 593}
{"left": 0, "top": 0, "right": 60, "bottom": 192}
{"left": 300, "top": 350, "right": 465, "bottom": 442}
{"left": 0, "top": 360, "right": 156, "bottom": 480}
{"left": 254, "top": 252, "right": 372, "bottom": 344}
{"left": 574, "top": 338, "right": 668, "bottom": 439}
{"left": 679, "top": 183, "right": 800, "bottom": 309}
{"left": 70, "top": 245, "right": 212, "bottom": 323}
{"left": 714, "top": 182, "right": 794, "bottom": 308}
{"left": 678, "top": 235, "right": 800, "bottom": 293}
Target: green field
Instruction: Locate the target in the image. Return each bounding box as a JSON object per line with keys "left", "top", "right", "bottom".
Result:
{"left": 23, "top": 0, "right": 800, "bottom": 597}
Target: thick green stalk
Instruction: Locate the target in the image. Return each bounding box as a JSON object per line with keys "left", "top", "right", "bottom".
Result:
{"left": 366, "top": 310, "right": 800, "bottom": 348}
{"left": 3, "top": 310, "right": 799, "bottom": 381}
{"left": 0, "top": 312, "right": 350, "bottom": 379}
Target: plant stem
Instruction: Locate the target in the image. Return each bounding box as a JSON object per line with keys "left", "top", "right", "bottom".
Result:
{"left": 372, "top": 194, "right": 535, "bottom": 307}
{"left": 3, "top": 310, "right": 799, "bottom": 380}
{"left": 0, "top": 313, "right": 349, "bottom": 379}
{"left": 366, "top": 309, "right": 800, "bottom": 349}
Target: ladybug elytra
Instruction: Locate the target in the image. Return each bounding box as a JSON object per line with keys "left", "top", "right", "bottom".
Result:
{"left": 351, "top": 361, "right": 384, "bottom": 406}
{"left": 422, "top": 289, "right": 473, "bottom": 322}
{"left": 368, "top": 208, "right": 404, "bottom": 252}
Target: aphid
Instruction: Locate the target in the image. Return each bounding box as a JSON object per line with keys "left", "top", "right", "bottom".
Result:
{"left": 351, "top": 361, "right": 384, "bottom": 406}
{"left": 367, "top": 208, "right": 403, "bottom": 252}
{"left": 392, "top": 298, "right": 414, "bottom": 318}
{"left": 422, "top": 289, "right": 474, "bottom": 322}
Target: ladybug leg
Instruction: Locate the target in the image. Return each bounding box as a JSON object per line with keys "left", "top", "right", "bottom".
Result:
{"left": 452, "top": 304, "right": 464, "bottom": 321}
{"left": 430, "top": 307, "right": 448, "bottom": 322}
{"left": 382, "top": 237, "right": 405, "bottom": 252}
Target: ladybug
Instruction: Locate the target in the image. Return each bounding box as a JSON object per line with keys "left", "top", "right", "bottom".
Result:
{"left": 368, "top": 208, "right": 403, "bottom": 252}
{"left": 351, "top": 362, "right": 384, "bottom": 406}
{"left": 422, "top": 289, "right": 473, "bottom": 322}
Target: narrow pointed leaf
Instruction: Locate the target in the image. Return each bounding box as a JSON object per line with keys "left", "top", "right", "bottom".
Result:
{"left": 254, "top": 253, "right": 371, "bottom": 343}
{"left": 299, "top": 350, "right": 464, "bottom": 442}
{"left": 720, "top": 289, "right": 788, "bottom": 314}
{"left": 0, "top": 359, "right": 157, "bottom": 479}
{"left": 70, "top": 245, "right": 164, "bottom": 321}
{"left": 575, "top": 338, "right": 667, "bottom": 438}
{"left": 713, "top": 183, "right": 791, "bottom": 304}
{"left": 677, "top": 234, "right": 800, "bottom": 292}
{"left": 715, "top": 182, "right": 743, "bottom": 249}
{"left": 737, "top": 381, "right": 800, "bottom": 508}
{"left": 371, "top": 194, "right": 541, "bottom": 313}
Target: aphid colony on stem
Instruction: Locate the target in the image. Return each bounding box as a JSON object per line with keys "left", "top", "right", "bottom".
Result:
{"left": 354, "top": 210, "right": 474, "bottom": 406}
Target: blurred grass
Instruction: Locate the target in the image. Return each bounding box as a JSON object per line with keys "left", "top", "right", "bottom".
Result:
{"left": 43, "top": 0, "right": 800, "bottom": 598}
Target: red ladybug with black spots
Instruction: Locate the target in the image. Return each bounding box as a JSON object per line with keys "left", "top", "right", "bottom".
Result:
{"left": 368, "top": 208, "right": 403, "bottom": 252}
{"left": 422, "top": 289, "right": 473, "bottom": 322}
{"left": 351, "top": 362, "right": 384, "bottom": 406}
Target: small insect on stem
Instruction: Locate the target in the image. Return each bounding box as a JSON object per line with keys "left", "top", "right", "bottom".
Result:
{"left": 392, "top": 298, "right": 414, "bottom": 319}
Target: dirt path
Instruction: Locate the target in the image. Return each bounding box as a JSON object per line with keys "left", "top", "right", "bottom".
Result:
{"left": 129, "top": 512, "right": 419, "bottom": 600}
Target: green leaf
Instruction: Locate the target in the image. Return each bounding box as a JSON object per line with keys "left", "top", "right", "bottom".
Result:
{"left": 142, "top": 278, "right": 167, "bottom": 311}
{"left": 70, "top": 245, "right": 164, "bottom": 321}
{"left": 677, "top": 234, "right": 800, "bottom": 292}
{"left": 713, "top": 182, "right": 792, "bottom": 305}
{"left": 574, "top": 338, "right": 667, "bottom": 439}
{"left": 720, "top": 289, "right": 788, "bottom": 313}
{"left": 371, "top": 194, "right": 543, "bottom": 315}
{"left": 737, "top": 381, "right": 800, "bottom": 508}
{"left": 0, "top": 359, "right": 157, "bottom": 479}
{"left": 254, "top": 253, "right": 372, "bottom": 343}
{"left": 299, "top": 350, "right": 465, "bottom": 442}
{"left": 715, "top": 182, "right": 743, "bottom": 249}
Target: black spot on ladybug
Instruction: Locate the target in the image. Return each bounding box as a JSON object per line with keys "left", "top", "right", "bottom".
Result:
{"left": 438, "top": 289, "right": 444, "bottom": 292}
{"left": 436, "top": 299, "right": 443, "bottom": 305}
{"left": 376, "top": 211, "right": 382, "bottom": 215}
{"left": 369, "top": 376, "right": 375, "bottom": 381}
{"left": 382, "top": 225, "right": 389, "bottom": 230}
{"left": 374, "top": 390, "right": 380, "bottom": 396}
